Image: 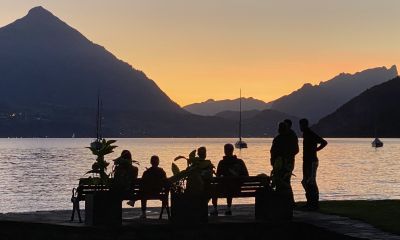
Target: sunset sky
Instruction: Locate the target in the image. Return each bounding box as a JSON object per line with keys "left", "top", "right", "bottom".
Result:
{"left": 1, "top": 0, "right": 400, "bottom": 106}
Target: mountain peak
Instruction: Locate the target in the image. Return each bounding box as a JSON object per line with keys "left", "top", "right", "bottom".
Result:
{"left": 389, "top": 65, "right": 398, "bottom": 74}
{"left": 0, "top": 6, "right": 85, "bottom": 44}
{"left": 27, "top": 6, "right": 55, "bottom": 18}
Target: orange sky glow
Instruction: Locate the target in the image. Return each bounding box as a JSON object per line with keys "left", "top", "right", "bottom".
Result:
{"left": 1, "top": 0, "right": 400, "bottom": 106}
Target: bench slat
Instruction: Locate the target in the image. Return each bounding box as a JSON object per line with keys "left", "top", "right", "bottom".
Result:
{"left": 76, "top": 176, "right": 270, "bottom": 201}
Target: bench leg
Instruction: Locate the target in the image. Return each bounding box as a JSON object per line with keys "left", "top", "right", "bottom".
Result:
{"left": 164, "top": 198, "right": 171, "bottom": 220}
{"left": 159, "top": 199, "right": 170, "bottom": 220}
{"left": 70, "top": 199, "right": 77, "bottom": 221}
{"left": 70, "top": 205, "right": 75, "bottom": 222}
{"left": 166, "top": 204, "right": 171, "bottom": 220}
{"left": 159, "top": 205, "right": 164, "bottom": 220}
{"left": 76, "top": 201, "right": 82, "bottom": 223}
{"left": 70, "top": 199, "right": 82, "bottom": 223}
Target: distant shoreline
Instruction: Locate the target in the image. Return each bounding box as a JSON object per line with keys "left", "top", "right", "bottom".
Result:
{"left": 0, "top": 137, "right": 398, "bottom": 139}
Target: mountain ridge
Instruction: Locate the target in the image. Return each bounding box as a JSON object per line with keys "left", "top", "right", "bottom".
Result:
{"left": 184, "top": 97, "right": 271, "bottom": 116}
{"left": 271, "top": 66, "right": 398, "bottom": 123}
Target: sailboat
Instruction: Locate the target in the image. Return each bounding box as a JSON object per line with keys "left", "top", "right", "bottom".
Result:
{"left": 370, "top": 100, "right": 383, "bottom": 148}
{"left": 235, "top": 90, "right": 247, "bottom": 149}
{"left": 372, "top": 138, "right": 383, "bottom": 148}
{"left": 371, "top": 125, "right": 383, "bottom": 148}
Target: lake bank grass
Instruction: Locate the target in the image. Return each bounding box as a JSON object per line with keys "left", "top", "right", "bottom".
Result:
{"left": 316, "top": 200, "right": 400, "bottom": 235}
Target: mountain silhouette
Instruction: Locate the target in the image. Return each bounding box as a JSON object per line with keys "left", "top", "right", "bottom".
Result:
{"left": 312, "top": 77, "right": 400, "bottom": 137}
{"left": 184, "top": 98, "right": 271, "bottom": 116}
{"left": 270, "top": 66, "right": 398, "bottom": 123}
{"left": 215, "top": 110, "right": 261, "bottom": 120}
{"left": 242, "top": 110, "right": 300, "bottom": 137}
{"left": 0, "top": 7, "right": 245, "bottom": 137}
{"left": 0, "top": 6, "right": 181, "bottom": 112}
{"left": 213, "top": 109, "right": 299, "bottom": 137}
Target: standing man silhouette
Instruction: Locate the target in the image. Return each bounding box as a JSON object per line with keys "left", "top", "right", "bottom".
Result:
{"left": 299, "top": 118, "right": 327, "bottom": 210}
{"left": 270, "top": 121, "right": 298, "bottom": 207}
{"left": 283, "top": 119, "right": 299, "bottom": 206}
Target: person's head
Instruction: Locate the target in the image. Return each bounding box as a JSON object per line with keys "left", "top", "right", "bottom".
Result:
{"left": 284, "top": 119, "right": 292, "bottom": 129}
{"left": 299, "top": 118, "right": 309, "bottom": 132}
{"left": 197, "top": 146, "right": 207, "bottom": 159}
{"left": 150, "top": 155, "right": 159, "bottom": 167}
{"left": 121, "top": 150, "right": 132, "bottom": 160}
{"left": 278, "top": 122, "right": 288, "bottom": 135}
{"left": 115, "top": 150, "right": 133, "bottom": 167}
{"left": 224, "top": 143, "right": 234, "bottom": 157}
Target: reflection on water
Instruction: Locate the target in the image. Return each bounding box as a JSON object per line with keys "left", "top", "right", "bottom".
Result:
{"left": 0, "top": 138, "right": 399, "bottom": 213}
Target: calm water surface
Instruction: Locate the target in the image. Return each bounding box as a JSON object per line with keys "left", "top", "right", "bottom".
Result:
{"left": 0, "top": 138, "right": 399, "bottom": 213}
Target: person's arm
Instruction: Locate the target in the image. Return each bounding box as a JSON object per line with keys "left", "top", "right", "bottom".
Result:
{"left": 241, "top": 160, "right": 249, "bottom": 176}
{"left": 133, "top": 167, "right": 138, "bottom": 180}
{"left": 316, "top": 135, "right": 328, "bottom": 151}
{"left": 270, "top": 138, "right": 277, "bottom": 166}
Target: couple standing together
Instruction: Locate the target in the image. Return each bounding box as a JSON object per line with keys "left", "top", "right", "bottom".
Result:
{"left": 270, "top": 118, "right": 327, "bottom": 210}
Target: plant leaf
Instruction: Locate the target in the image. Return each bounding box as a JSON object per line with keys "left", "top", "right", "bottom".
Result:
{"left": 171, "top": 163, "right": 180, "bottom": 175}
{"left": 174, "top": 156, "right": 186, "bottom": 161}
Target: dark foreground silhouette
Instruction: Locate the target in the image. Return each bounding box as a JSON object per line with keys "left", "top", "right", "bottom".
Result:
{"left": 300, "top": 118, "right": 327, "bottom": 210}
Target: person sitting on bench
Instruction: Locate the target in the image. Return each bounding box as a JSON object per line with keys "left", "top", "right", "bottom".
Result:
{"left": 112, "top": 150, "right": 139, "bottom": 195}
{"left": 140, "top": 155, "right": 167, "bottom": 219}
{"left": 211, "top": 143, "right": 249, "bottom": 216}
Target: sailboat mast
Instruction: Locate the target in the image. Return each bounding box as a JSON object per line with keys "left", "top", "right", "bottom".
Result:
{"left": 239, "top": 89, "right": 242, "bottom": 141}
{"left": 96, "top": 95, "right": 100, "bottom": 140}
{"left": 99, "top": 98, "right": 103, "bottom": 139}
{"left": 95, "top": 93, "right": 103, "bottom": 140}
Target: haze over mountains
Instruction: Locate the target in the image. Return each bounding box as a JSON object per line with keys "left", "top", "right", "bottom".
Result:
{"left": 271, "top": 66, "right": 398, "bottom": 123}
{"left": 183, "top": 98, "right": 271, "bottom": 116}
{"left": 313, "top": 77, "right": 400, "bottom": 137}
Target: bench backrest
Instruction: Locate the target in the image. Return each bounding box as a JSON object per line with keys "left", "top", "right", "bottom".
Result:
{"left": 76, "top": 175, "right": 270, "bottom": 201}
{"left": 76, "top": 178, "right": 169, "bottom": 201}
{"left": 209, "top": 176, "right": 270, "bottom": 198}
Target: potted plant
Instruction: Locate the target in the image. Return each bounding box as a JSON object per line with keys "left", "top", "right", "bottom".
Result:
{"left": 84, "top": 138, "right": 122, "bottom": 226}
{"left": 256, "top": 157, "right": 293, "bottom": 221}
{"left": 86, "top": 138, "right": 118, "bottom": 182}
{"left": 169, "top": 149, "right": 214, "bottom": 223}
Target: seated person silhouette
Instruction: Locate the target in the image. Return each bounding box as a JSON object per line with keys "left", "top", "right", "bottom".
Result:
{"left": 112, "top": 150, "right": 139, "bottom": 195}
{"left": 174, "top": 147, "right": 214, "bottom": 194}
{"left": 140, "top": 155, "right": 167, "bottom": 219}
{"left": 211, "top": 143, "right": 249, "bottom": 216}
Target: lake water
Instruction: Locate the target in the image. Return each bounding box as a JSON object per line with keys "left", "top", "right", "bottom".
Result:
{"left": 0, "top": 138, "right": 399, "bottom": 213}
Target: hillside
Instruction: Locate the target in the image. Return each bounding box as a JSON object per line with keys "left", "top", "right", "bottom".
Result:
{"left": 184, "top": 98, "right": 271, "bottom": 116}
{"left": 0, "top": 7, "right": 183, "bottom": 113}
{"left": 312, "top": 77, "right": 400, "bottom": 137}
{"left": 242, "top": 110, "right": 300, "bottom": 137}
{"left": 215, "top": 110, "right": 261, "bottom": 121}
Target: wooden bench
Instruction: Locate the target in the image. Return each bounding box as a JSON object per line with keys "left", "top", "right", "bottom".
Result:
{"left": 169, "top": 175, "right": 271, "bottom": 222}
{"left": 209, "top": 175, "right": 272, "bottom": 219}
{"left": 208, "top": 175, "right": 270, "bottom": 199}
{"left": 209, "top": 175, "right": 294, "bottom": 220}
{"left": 70, "top": 177, "right": 170, "bottom": 223}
